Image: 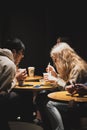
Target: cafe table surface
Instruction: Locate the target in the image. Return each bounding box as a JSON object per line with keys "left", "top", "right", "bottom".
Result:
{"left": 48, "top": 91, "right": 87, "bottom": 103}
{"left": 15, "top": 81, "right": 57, "bottom": 91}
{"left": 25, "top": 75, "right": 42, "bottom": 81}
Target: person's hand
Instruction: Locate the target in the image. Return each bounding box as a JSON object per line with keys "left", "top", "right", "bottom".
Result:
{"left": 65, "top": 84, "right": 87, "bottom": 96}
{"left": 65, "top": 85, "right": 76, "bottom": 95}
{"left": 43, "top": 73, "right": 57, "bottom": 85}
{"left": 16, "top": 68, "right": 27, "bottom": 81}
{"left": 74, "top": 84, "right": 87, "bottom": 96}
{"left": 46, "top": 65, "right": 57, "bottom": 77}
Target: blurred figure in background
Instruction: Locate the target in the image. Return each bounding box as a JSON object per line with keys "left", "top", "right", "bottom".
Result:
{"left": 0, "top": 47, "right": 17, "bottom": 130}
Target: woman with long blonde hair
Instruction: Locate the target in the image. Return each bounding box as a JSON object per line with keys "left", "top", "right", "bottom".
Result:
{"left": 46, "top": 42, "right": 87, "bottom": 88}
{"left": 45, "top": 42, "right": 87, "bottom": 130}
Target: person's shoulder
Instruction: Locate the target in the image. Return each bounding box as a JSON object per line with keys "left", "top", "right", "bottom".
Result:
{"left": 0, "top": 49, "right": 16, "bottom": 70}
{"left": 5, "top": 57, "right": 16, "bottom": 70}
{"left": 0, "top": 48, "right": 14, "bottom": 61}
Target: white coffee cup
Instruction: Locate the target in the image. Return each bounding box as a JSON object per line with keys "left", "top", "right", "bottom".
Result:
{"left": 39, "top": 78, "right": 45, "bottom": 85}
{"left": 28, "top": 67, "right": 35, "bottom": 77}
{"left": 43, "top": 72, "right": 50, "bottom": 81}
{"left": 19, "top": 68, "right": 27, "bottom": 74}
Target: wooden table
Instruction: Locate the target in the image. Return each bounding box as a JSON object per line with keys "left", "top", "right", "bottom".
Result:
{"left": 48, "top": 91, "right": 87, "bottom": 103}
{"left": 15, "top": 81, "right": 56, "bottom": 91}
{"left": 48, "top": 91, "right": 87, "bottom": 129}
{"left": 25, "top": 75, "right": 42, "bottom": 81}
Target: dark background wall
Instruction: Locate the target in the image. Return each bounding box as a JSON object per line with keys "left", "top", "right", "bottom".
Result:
{"left": 0, "top": 1, "right": 87, "bottom": 75}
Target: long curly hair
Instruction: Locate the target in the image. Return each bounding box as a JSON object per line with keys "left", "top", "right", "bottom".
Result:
{"left": 50, "top": 42, "right": 87, "bottom": 83}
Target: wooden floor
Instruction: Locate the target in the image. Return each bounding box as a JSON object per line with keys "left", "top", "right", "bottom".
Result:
{"left": 9, "top": 121, "right": 43, "bottom": 130}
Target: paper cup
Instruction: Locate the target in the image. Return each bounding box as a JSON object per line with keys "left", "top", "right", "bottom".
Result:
{"left": 18, "top": 80, "right": 24, "bottom": 86}
{"left": 28, "top": 67, "right": 35, "bottom": 77}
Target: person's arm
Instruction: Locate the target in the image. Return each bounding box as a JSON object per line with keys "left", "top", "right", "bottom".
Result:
{"left": 45, "top": 64, "right": 67, "bottom": 89}
{"left": 46, "top": 64, "right": 58, "bottom": 77}
{"left": 0, "top": 58, "right": 16, "bottom": 92}
{"left": 65, "top": 83, "right": 87, "bottom": 96}
{"left": 16, "top": 68, "right": 27, "bottom": 81}
{"left": 43, "top": 73, "right": 66, "bottom": 90}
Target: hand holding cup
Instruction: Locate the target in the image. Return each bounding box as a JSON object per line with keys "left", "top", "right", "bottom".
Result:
{"left": 16, "top": 68, "right": 27, "bottom": 81}
{"left": 46, "top": 64, "right": 57, "bottom": 77}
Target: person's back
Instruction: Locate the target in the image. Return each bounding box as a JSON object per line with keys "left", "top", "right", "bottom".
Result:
{"left": 0, "top": 48, "right": 16, "bottom": 93}
{"left": 0, "top": 48, "right": 17, "bottom": 130}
